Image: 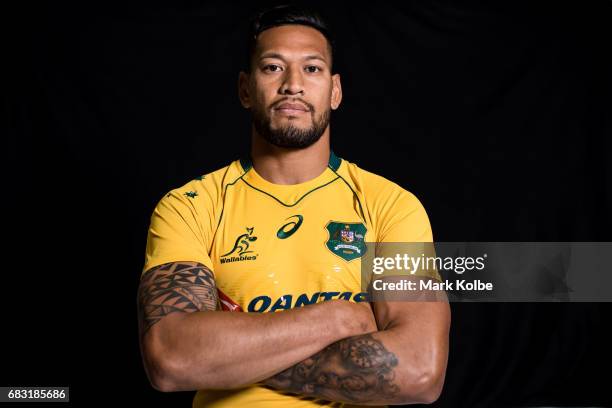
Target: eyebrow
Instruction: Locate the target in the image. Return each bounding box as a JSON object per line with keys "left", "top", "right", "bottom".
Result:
{"left": 259, "top": 52, "right": 328, "bottom": 64}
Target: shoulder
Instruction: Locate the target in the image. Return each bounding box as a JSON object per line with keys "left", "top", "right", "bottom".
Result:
{"left": 162, "top": 159, "right": 244, "bottom": 201}
{"left": 337, "top": 158, "right": 425, "bottom": 213}
{"left": 152, "top": 159, "right": 245, "bottom": 218}
{"left": 336, "top": 157, "right": 431, "bottom": 241}
{"left": 173, "top": 160, "right": 244, "bottom": 197}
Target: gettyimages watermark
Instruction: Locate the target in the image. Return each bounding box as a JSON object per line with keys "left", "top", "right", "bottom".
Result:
{"left": 360, "top": 242, "right": 612, "bottom": 302}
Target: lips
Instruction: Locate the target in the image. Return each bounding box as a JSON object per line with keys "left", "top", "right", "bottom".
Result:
{"left": 275, "top": 102, "right": 309, "bottom": 112}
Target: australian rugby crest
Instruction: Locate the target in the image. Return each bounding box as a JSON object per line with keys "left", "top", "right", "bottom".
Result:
{"left": 325, "top": 221, "right": 367, "bottom": 261}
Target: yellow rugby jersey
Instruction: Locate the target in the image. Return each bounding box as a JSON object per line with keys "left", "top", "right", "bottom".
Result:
{"left": 142, "top": 151, "right": 438, "bottom": 408}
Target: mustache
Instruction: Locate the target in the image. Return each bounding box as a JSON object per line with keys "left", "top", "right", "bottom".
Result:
{"left": 271, "top": 98, "right": 314, "bottom": 112}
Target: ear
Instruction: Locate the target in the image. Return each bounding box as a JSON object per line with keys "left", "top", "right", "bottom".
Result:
{"left": 238, "top": 71, "right": 251, "bottom": 109}
{"left": 331, "top": 73, "right": 342, "bottom": 110}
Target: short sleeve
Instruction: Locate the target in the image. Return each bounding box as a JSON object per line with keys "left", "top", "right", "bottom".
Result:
{"left": 376, "top": 186, "right": 441, "bottom": 282}
{"left": 142, "top": 189, "right": 215, "bottom": 275}
{"left": 378, "top": 188, "right": 433, "bottom": 243}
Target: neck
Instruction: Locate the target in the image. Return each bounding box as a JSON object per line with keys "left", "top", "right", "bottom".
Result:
{"left": 250, "top": 126, "right": 331, "bottom": 185}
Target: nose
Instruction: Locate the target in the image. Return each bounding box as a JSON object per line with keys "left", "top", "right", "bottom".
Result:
{"left": 279, "top": 65, "right": 304, "bottom": 95}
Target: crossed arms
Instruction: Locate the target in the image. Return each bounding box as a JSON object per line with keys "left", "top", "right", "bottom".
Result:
{"left": 137, "top": 261, "right": 450, "bottom": 405}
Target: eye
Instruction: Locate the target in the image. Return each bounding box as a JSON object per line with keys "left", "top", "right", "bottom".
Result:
{"left": 305, "top": 65, "right": 322, "bottom": 73}
{"left": 263, "top": 64, "right": 282, "bottom": 72}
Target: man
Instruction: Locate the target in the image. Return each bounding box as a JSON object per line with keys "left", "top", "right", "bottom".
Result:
{"left": 138, "top": 5, "right": 450, "bottom": 407}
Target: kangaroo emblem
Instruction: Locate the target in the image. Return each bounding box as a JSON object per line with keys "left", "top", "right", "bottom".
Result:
{"left": 222, "top": 227, "right": 258, "bottom": 257}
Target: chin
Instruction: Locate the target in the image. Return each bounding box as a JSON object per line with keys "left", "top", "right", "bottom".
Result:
{"left": 273, "top": 121, "right": 309, "bottom": 130}
{"left": 275, "top": 115, "right": 307, "bottom": 122}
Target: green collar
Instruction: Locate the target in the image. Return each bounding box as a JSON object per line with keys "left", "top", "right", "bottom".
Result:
{"left": 240, "top": 150, "right": 342, "bottom": 173}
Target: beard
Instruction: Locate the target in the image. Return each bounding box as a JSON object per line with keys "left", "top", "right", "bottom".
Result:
{"left": 251, "top": 102, "right": 330, "bottom": 149}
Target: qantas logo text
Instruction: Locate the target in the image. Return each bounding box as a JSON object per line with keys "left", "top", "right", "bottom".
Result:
{"left": 247, "top": 291, "right": 369, "bottom": 313}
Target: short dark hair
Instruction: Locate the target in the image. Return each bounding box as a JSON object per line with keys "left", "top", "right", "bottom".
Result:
{"left": 244, "top": 4, "right": 335, "bottom": 73}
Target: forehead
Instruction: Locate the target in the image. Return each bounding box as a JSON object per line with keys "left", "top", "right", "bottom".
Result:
{"left": 255, "top": 25, "right": 330, "bottom": 61}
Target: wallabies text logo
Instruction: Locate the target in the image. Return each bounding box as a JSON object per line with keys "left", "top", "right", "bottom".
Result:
{"left": 221, "top": 227, "right": 258, "bottom": 264}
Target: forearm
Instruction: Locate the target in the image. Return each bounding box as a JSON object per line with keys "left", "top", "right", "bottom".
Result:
{"left": 142, "top": 300, "right": 360, "bottom": 391}
{"left": 262, "top": 326, "right": 441, "bottom": 406}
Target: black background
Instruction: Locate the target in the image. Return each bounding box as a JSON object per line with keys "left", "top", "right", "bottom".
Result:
{"left": 4, "top": 1, "right": 612, "bottom": 407}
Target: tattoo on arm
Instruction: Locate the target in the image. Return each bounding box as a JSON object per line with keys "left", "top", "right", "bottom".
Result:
{"left": 137, "top": 261, "right": 218, "bottom": 335}
{"left": 264, "top": 333, "right": 399, "bottom": 403}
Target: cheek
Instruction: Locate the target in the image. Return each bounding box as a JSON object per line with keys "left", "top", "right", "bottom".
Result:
{"left": 251, "top": 90, "right": 273, "bottom": 112}
{"left": 252, "top": 78, "right": 277, "bottom": 103}
{"left": 312, "top": 91, "right": 333, "bottom": 113}
{"left": 311, "top": 82, "right": 333, "bottom": 106}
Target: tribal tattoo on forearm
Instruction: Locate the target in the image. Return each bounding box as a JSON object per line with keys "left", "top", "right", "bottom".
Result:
{"left": 263, "top": 333, "right": 400, "bottom": 403}
{"left": 137, "top": 261, "right": 218, "bottom": 335}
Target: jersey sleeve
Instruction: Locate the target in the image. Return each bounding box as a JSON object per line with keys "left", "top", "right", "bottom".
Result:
{"left": 375, "top": 183, "right": 441, "bottom": 282}
{"left": 378, "top": 187, "right": 433, "bottom": 243}
{"left": 142, "top": 186, "right": 215, "bottom": 275}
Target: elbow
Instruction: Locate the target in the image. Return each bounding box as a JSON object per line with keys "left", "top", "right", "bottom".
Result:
{"left": 413, "top": 373, "right": 444, "bottom": 404}
{"left": 140, "top": 330, "right": 187, "bottom": 393}
{"left": 148, "top": 357, "right": 183, "bottom": 393}
{"left": 150, "top": 375, "right": 176, "bottom": 393}
{"left": 397, "top": 365, "right": 446, "bottom": 405}
{"left": 146, "top": 356, "right": 225, "bottom": 392}
{"left": 143, "top": 349, "right": 183, "bottom": 392}
{"left": 141, "top": 335, "right": 227, "bottom": 392}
